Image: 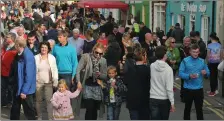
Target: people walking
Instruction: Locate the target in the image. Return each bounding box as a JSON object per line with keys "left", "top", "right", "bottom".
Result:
{"left": 1, "top": 32, "right": 17, "bottom": 107}
{"left": 190, "top": 31, "right": 207, "bottom": 59}
{"left": 75, "top": 43, "right": 107, "bottom": 120}
{"left": 68, "top": 28, "right": 84, "bottom": 61}
{"left": 207, "top": 33, "right": 223, "bottom": 96}
{"left": 51, "top": 79, "right": 81, "bottom": 120}
{"left": 150, "top": 46, "right": 175, "bottom": 120}
{"left": 52, "top": 30, "right": 78, "bottom": 89}
{"left": 179, "top": 36, "right": 191, "bottom": 102}
{"left": 10, "top": 38, "right": 37, "bottom": 120}
{"left": 103, "top": 66, "right": 127, "bottom": 120}
{"left": 171, "top": 23, "right": 185, "bottom": 44}
{"left": 35, "top": 41, "right": 58, "bottom": 120}
{"left": 124, "top": 48, "right": 150, "bottom": 120}
{"left": 179, "top": 44, "right": 210, "bottom": 120}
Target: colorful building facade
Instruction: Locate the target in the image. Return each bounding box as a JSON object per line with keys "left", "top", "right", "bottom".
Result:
{"left": 128, "top": 1, "right": 150, "bottom": 28}
{"left": 166, "top": 1, "right": 216, "bottom": 44}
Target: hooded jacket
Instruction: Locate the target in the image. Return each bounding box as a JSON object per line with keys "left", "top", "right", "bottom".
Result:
{"left": 150, "top": 60, "right": 174, "bottom": 105}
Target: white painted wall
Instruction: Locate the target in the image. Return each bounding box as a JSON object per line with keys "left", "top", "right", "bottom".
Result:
{"left": 216, "top": 0, "right": 224, "bottom": 45}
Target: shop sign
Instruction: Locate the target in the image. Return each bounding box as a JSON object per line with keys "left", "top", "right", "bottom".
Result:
{"left": 181, "top": 3, "right": 206, "bottom": 13}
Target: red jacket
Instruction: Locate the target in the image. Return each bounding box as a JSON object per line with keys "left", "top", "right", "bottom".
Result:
{"left": 1, "top": 46, "right": 17, "bottom": 77}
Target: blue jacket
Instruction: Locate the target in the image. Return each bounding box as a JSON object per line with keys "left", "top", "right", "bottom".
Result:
{"left": 17, "top": 47, "right": 36, "bottom": 96}
{"left": 179, "top": 56, "right": 210, "bottom": 90}
{"left": 52, "top": 42, "right": 78, "bottom": 79}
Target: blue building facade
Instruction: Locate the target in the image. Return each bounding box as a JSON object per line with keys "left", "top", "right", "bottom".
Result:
{"left": 166, "top": 1, "right": 216, "bottom": 43}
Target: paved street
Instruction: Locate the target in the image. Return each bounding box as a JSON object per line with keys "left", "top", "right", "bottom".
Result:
{"left": 1, "top": 79, "right": 224, "bottom": 120}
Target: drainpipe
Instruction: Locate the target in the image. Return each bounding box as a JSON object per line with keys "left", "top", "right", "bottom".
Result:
{"left": 212, "top": 1, "right": 215, "bottom": 32}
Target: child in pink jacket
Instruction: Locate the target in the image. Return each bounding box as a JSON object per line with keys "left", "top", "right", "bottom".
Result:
{"left": 51, "top": 79, "right": 81, "bottom": 120}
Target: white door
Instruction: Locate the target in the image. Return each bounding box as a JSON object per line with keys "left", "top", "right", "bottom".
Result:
{"left": 201, "top": 16, "right": 209, "bottom": 45}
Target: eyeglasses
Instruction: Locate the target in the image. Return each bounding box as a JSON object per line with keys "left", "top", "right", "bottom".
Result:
{"left": 171, "top": 42, "right": 176, "bottom": 43}
{"left": 94, "top": 51, "right": 103, "bottom": 56}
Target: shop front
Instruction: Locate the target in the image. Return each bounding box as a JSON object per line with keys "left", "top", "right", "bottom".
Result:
{"left": 166, "top": 1, "right": 216, "bottom": 44}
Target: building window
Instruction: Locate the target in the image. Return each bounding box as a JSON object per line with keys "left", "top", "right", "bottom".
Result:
{"left": 201, "top": 16, "right": 209, "bottom": 45}
{"left": 189, "top": 14, "right": 196, "bottom": 32}
{"left": 171, "top": 14, "right": 175, "bottom": 26}
{"left": 132, "top": 5, "right": 135, "bottom": 16}
{"left": 142, "top": 6, "right": 145, "bottom": 23}
{"left": 177, "top": 15, "right": 185, "bottom": 30}
{"left": 153, "top": 3, "right": 166, "bottom": 32}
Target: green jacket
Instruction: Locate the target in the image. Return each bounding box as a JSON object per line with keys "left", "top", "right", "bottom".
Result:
{"left": 166, "top": 47, "right": 181, "bottom": 70}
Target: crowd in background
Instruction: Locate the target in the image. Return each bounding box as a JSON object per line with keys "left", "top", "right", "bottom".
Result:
{"left": 1, "top": 1, "right": 224, "bottom": 120}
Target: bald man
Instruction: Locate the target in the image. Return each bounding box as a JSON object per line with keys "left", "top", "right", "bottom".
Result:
{"left": 142, "top": 33, "right": 158, "bottom": 64}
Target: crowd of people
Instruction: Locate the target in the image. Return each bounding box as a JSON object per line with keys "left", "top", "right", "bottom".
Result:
{"left": 1, "top": 1, "right": 224, "bottom": 120}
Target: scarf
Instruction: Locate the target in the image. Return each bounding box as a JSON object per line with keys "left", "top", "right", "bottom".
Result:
{"left": 90, "top": 53, "right": 100, "bottom": 82}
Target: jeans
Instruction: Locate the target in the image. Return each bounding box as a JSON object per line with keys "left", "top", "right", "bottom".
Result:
{"left": 59, "top": 73, "right": 73, "bottom": 89}
{"left": 208, "top": 63, "right": 219, "bottom": 92}
{"left": 10, "top": 93, "right": 36, "bottom": 120}
{"left": 107, "top": 103, "right": 121, "bottom": 120}
{"left": 184, "top": 88, "right": 204, "bottom": 120}
{"left": 129, "top": 107, "right": 150, "bottom": 120}
{"left": 36, "top": 83, "right": 53, "bottom": 120}
{"left": 84, "top": 99, "right": 100, "bottom": 120}
{"left": 1, "top": 76, "right": 13, "bottom": 105}
{"left": 150, "top": 98, "right": 171, "bottom": 120}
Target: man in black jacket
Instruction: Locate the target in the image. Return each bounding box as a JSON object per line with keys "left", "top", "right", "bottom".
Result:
{"left": 139, "top": 22, "right": 151, "bottom": 45}
{"left": 190, "top": 31, "right": 207, "bottom": 59}
{"left": 21, "top": 9, "right": 34, "bottom": 32}
{"left": 171, "top": 23, "right": 185, "bottom": 44}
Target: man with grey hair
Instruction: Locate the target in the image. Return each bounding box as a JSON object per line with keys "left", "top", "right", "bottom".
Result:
{"left": 10, "top": 38, "right": 36, "bottom": 120}
{"left": 17, "top": 26, "right": 27, "bottom": 40}
{"left": 178, "top": 36, "right": 191, "bottom": 102}
{"left": 1, "top": 33, "right": 17, "bottom": 107}
{"left": 68, "top": 28, "right": 84, "bottom": 61}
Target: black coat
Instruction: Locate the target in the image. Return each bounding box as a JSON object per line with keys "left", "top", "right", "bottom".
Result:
{"left": 104, "top": 42, "right": 121, "bottom": 67}
{"left": 124, "top": 59, "right": 150, "bottom": 110}
{"left": 171, "top": 27, "right": 185, "bottom": 43}
{"left": 111, "top": 32, "right": 124, "bottom": 60}
{"left": 139, "top": 26, "right": 151, "bottom": 44}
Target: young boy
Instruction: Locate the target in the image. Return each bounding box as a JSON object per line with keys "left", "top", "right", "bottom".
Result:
{"left": 101, "top": 66, "right": 127, "bottom": 120}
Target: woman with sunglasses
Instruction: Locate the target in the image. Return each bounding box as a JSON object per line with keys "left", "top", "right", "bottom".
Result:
{"left": 75, "top": 43, "right": 107, "bottom": 120}
{"left": 165, "top": 37, "right": 181, "bottom": 77}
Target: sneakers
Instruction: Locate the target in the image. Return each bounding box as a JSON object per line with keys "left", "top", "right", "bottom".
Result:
{"left": 215, "top": 90, "right": 219, "bottom": 95}
{"left": 208, "top": 92, "right": 216, "bottom": 96}
{"left": 207, "top": 90, "right": 219, "bottom": 96}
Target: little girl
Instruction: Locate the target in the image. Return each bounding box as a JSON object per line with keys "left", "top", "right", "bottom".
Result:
{"left": 51, "top": 79, "right": 81, "bottom": 120}
{"left": 100, "top": 66, "right": 127, "bottom": 120}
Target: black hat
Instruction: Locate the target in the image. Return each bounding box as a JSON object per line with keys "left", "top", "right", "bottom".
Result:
{"left": 175, "top": 23, "right": 180, "bottom": 27}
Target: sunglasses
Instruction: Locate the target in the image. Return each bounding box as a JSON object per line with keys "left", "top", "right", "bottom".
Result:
{"left": 95, "top": 51, "right": 103, "bottom": 56}
{"left": 171, "top": 42, "right": 176, "bottom": 43}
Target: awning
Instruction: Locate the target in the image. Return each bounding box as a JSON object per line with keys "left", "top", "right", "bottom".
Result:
{"left": 77, "top": 0, "right": 129, "bottom": 10}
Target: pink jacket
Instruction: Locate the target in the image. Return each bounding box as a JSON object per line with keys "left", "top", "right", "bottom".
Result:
{"left": 51, "top": 90, "right": 80, "bottom": 120}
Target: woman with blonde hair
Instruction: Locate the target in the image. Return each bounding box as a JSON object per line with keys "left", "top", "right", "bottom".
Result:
{"left": 75, "top": 43, "right": 107, "bottom": 120}
{"left": 165, "top": 37, "right": 181, "bottom": 76}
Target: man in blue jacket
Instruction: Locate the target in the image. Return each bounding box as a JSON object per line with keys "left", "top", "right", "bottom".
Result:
{"left": 10, "top": 39, "right": 36, "bottom": 120}
{"left": 179, "top": 44, "right": 210, "bottom": 120}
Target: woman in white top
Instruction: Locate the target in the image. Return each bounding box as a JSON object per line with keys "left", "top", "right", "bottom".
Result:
{"left": 35, "top": 41, "right": 58, "bottom": 120}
